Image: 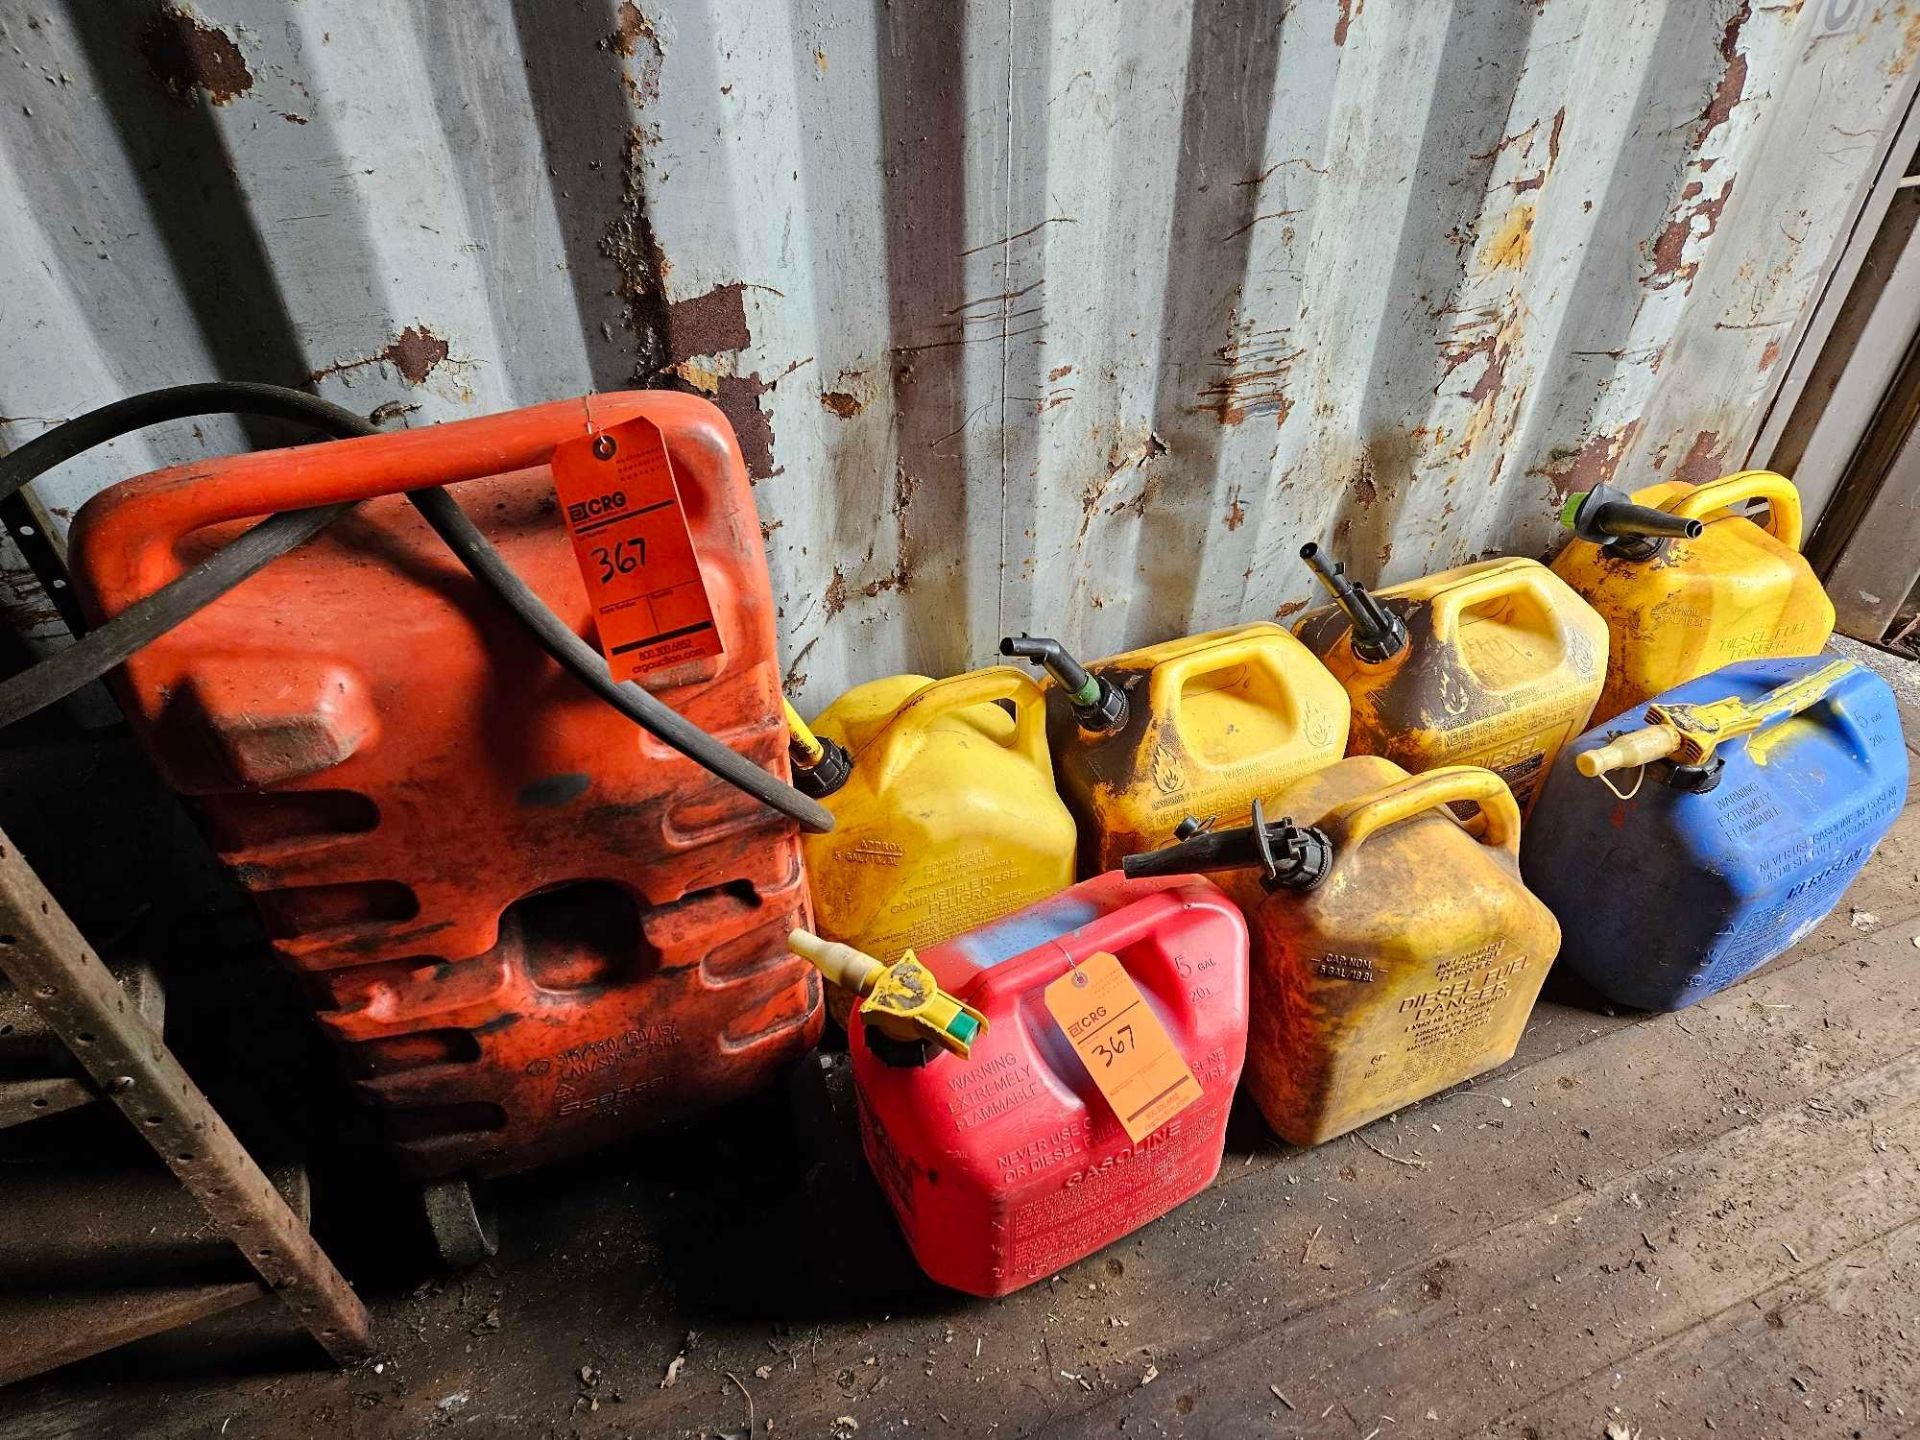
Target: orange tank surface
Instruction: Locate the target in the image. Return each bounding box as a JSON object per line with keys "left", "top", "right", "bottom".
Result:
{"left": 68, "top": 393, "right": 820, "bottom": 1179}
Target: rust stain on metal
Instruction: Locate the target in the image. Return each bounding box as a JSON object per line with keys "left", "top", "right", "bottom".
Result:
{"left": 1274, "top": 600, "right": 1308, "bottom": 621}
{"left": 141, "top": 8, "right": 252, "bottom": 105}
{"left": 310, "top": 326, "right": 452, "bottom": 388}
{"left": 1333, "top": 0, "right": 1364, "bottom": 47}
{"left": 1697, "top": 1, "right": 1751, "bottom": 147}
{"left": 1048, "top": 364, "right": 1074, "bottom": 382}
{"left": 603, "top": 125, "right": 673, "bottom": 380}
{"left": 1674, "top": 430, "right": 1727, "bottom": 486}
{"left": 605, "top": 1, "right": 663, "bottom": 59}
{"left": 1645, "top": 178, "right": 1733, "bottom": 292}
{"left": 713, "top": 373, "right": 777, "bottom": 480}
{"left": 1758, "top": 337, "right": 1783, "bottom": 371}
{"left": 1195, "top": 326, "right": 1301, "bottom": 426}
{"left": 822, "top": 569, "right": 849, "bottom": 619}
{"left": 1225, "top": 492, "right": 1247, "bottom": 532}
{"left": 667, "top": 284, "right": 752, "bottom": 365}
{"left": 1480, "top": 203, "right": 1535, "bottom": 271}
{"left": 820, "top": 391, "right": 862, "bottom": 418}
{"left": 1531, "top": 422, "right": 1641, "bottom": 501}
{"left": 383, "top": 327, "right": 450, "bottom": 385}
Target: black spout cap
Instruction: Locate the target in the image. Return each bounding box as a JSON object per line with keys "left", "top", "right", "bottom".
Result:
{"left": 1299, "top": 543, "right": 1406, "bottom": 663}
{"left": 1563, "top": 483, "right": 1702, "bottom": 560}
{"left": 1121, "top": 799, "right": 1332, "bottom": 893}
{"left": 790, "top": 734, "right": 853, "bottom": 798}
{"left": 999, "top": 634, "right": 1128, "bottom": 732}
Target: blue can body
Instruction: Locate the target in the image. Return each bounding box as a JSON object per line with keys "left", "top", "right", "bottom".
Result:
{"left": 1524, "top": 656, "right": 1907, "bottom": 1011}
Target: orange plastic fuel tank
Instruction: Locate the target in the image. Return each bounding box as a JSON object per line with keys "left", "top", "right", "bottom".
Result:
{"left": 67, "top": 393, "right": 821, "bottom": 1179}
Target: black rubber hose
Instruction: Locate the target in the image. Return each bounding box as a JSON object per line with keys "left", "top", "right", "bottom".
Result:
{"left": 0, "top": 384, "right": 831, "bottom": 832}
{"left": 0, "top": 502, "right": 352, "bottom": 729}
{"left": 406, "top": 486, "right": 832, "bottom": 832}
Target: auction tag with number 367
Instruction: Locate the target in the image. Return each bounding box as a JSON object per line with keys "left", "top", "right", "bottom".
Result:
{"left": 549, "top": 417, "right": 724, "bottom": 683}
{"left": 1043, "top": 951, "right": 1202, "bottom": 1143}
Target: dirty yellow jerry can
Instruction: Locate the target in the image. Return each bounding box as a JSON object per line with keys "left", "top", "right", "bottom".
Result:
{"left": 1549, "top": 471, "right": 1835, "bottom": 721}
{"left": 998, "top": 623, "right": 1350, "bottom": 874}
{"left": 1123, "top": 760, "right": 1560, "bottom": 1146}
{"left": 1292, "top": 549, "right": 1608, "bottom": 818}
{"left": 786, "top": 667, "right": 1078, "bottom": 1023}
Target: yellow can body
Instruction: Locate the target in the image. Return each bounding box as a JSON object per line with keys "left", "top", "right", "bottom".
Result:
{"left": 1549, "top": 471, "right": 1834, "bottom": 723}
{"left": 1293, "top": 558, "right": 1607, "bottom": 818}
{"left": 1229, "top": 759, "right": 1560, "bottom": 1146}
{"left": 1045, "top": 623, "right": 1351, "bottom": 874}
{"left": 801, "top": 666, "right": 1078, "bottom": 1021}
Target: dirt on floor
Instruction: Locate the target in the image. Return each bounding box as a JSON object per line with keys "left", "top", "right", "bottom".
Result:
{"left": 2, "top": 646, "right": 1918, "bottom": 1440}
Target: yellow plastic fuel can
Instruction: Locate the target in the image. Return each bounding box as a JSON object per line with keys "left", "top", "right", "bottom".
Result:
{"left": 1292, "top": 549, "right": 1608, "bottom": 818}
{"left": 787, "top": 667, "right": 1078, "bottom": 1022}
{"left": 1123, "top": 760, "right": 1560, "bottom": 1146}
{"left": 999, "top": 623, "right": 1350, "bottom": 874}
{"left": 1549, "top": 471, "right": 1835, "bottom": 721}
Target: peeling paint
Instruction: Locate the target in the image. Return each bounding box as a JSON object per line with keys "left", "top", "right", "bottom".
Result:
{"left": 1645, "top": 177, "right": 1734, "bottom": 292}
{"left": 714, "top": 373, "right": 777, "bottom": 480}
{"left": 667, "top": 283, "right": 751, "bottom": 364}
{"left": 1532, "top": 422, "right": 1641, "bottom": 502}
{"left": 822, "top": 568, "right": 848, "bottom": 619}
{"left": 1674, "top": 429, "right": 1728, "bottom": 486}
{"left": 311, "top": 326, "right": 453, "bottom": 388}
{"left": 141, "top": 7, "right": 252, "bottom": 105}
{"left": 1333, "top": 0, "right": 1364, "bottom": 48}
{"left": 1697, "top": 1, "right": 1752, "bottom": 147}
{"left": 605, "top": 0, "right": 662, "bottom": 60}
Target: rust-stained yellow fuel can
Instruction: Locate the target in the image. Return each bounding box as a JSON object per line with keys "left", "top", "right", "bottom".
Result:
{"left": 999, "top": 623, "right": 1350, "bottom": 874}
{"left": 789, "top": 666, "right": 1078, "bottom": 1023}
{"left": 1122, "top": 759, "right": 1560, "bottom": 1146}
{"left": 1292, "top": 552, "right": 1608, "bottom": 818}
{"left": 1549, "top": 471, "right": 1835, "bottom": 721}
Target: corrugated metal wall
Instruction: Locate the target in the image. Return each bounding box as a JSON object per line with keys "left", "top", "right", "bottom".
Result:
{"left": 2, "top": 0, "right": 1916, "bottom": 706}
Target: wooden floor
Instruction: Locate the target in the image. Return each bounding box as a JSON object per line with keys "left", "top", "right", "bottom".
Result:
{"left": 3, "top": 641, "right": 1917, "bottom": 1440}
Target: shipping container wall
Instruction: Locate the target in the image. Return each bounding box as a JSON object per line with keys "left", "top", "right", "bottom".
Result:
{"left": 2, "top": 0, "right": 1916, "bottom": 706}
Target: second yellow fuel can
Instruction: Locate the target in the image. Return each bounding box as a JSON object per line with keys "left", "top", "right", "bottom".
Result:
{"left": 1292, "top": 551, "right": 1608, "bottom": 818}
{"left": 1000, "top": 623, "right": 1351, "bottom": 874}
{"left": 787, "top": 666, "right": 1078, "bottom": 1022}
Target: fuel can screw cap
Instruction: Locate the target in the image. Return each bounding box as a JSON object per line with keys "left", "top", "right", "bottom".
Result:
{"left": 999, "top": 634, "right": 1128, "bottom": 733}
{"left": 788, "top": 930, "right": 988, "bottom": 1060}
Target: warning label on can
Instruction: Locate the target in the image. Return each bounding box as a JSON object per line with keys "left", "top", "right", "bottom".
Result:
{"left": 549, "top": 417, "right": 724, "bottom": 682}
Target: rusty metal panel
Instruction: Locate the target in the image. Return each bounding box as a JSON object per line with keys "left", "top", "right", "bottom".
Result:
{"left": 2, "top": 0, "right": 1918, "bottom": 707}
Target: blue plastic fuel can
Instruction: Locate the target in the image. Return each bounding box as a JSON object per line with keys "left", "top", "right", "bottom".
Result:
{"left": 1523, "top": 656, "right": 1907, "bottom": 1011}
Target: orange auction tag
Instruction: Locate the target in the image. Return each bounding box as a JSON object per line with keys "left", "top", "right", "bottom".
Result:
{"left": 1043, "top": 951, "right": 1202, "bottom": 1143}
{"left": 549, "top": 418, "right": 724, "bottom": 682}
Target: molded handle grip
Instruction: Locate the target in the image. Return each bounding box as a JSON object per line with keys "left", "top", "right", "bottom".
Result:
{"left": 1318, "top": 765, "right": 1522, "bottom": 857}
{"left": 969, "top": 886, "right": 1209, "bottom": 1002}
{"left": 1147, "top": 626, "right": 1302, "bottom": 729}
{"left": 869, "top": 665, "right": 1053, "bottom": 789}
{"left": 75, "top": 392, "right": 688, "bottom": 603}
{"left": 1666, "top": 470, "right": 1804, "bottom": 551}
{"left": 1428, "top": 561, "right": 1559, "bottom": 645}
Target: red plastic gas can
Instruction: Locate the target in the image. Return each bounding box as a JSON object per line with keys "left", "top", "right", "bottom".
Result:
{"left": 848, "top": 872, "right": 1248, "bottom": 1296}
{"left": 68, "top": 393, "right": 820, "bottom": 1179}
